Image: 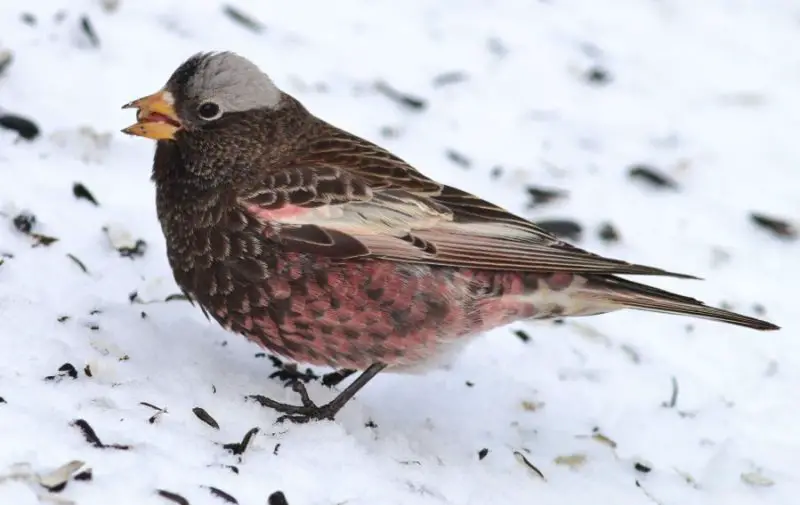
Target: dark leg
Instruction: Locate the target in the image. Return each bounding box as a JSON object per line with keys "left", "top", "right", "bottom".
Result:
{"left": 249, "top": 363, "right": 387, "bottom": 423}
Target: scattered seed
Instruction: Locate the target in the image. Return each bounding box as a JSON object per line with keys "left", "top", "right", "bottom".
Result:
{"left": 45, "top": 363, "right": 78, "bottom": 381}
{"left": 38, "top": 460, "right": 85, "bottom": 492}
{"left": 72, "top": 183, "right": 99, "bottom": 206}
{"left": 750, "top": 212, "right": 796, "bottom": 240}
{"left": 628, "top": 165, "right": 679, "bottom": 190}
{"left": 534, "top": 219, "right": 583, "bottom": 241}
{"left": 591, "top": 430, "right": 618, "bottom": 449}
{"left": 222, "top": 5, "right": 265, "bottom": 33}
{"left": 192, "top": 407, "right": 220, "bottom": 430}
{"left": 365, "top": 420, "right": 378, "bottom": 429}
{"left": 71, "top": 419, "right": 130, "bottom": 450}
{"left": 620, "top": 344, "right": 641, "bottom": 364}
{"left": 57, "top": 316, "right": 70, "bottom": 323}
{"left": 269, "top": 363, "right": 318, "bottom": 384}
{"left": 634, "top": 461, "right": 653, "bottom": 473}
{"left": 267, "top": 491, "right": 289, "bottom": 505}
{"left": 465, "top": 380, "right": 474, "bottom": 387}
{"left": 513, "top": 329, "right": 531, "bottom": 343}
{"left": 66, "top": 254, "right": 89, "bottom": 273}
{"left": 374, "top": 81, "right": 426, "bottom": 110}
{"left": 554, "top": 453, "right": 587, "bottom": 469}
{"left": 741, "top": 471, "right": 774, "bottom": 487}
{"left": 674, "top": 469, "right": 701, "bottom": 489}
{"left": 513, "top": 451, "right": 546, "bottom": 480}
{"left": 207, "top": 486, "right": 238, "bottom": 504}
{"left": 490, "top": 166, "right": 503, "bottom": 179}
{"left": 83, "top": 365, "right": 92, "bottom": 377}
{"left": 585, "top": 66, "right": 611, "bottom": 85}
{"left": 321, "top": 369, "right": 355, "bottom": 387}
{"left": 445, "top": 149, "right": 471, "bottom": 168}
{"left": 12, "top": 212, "right": 36, "bottom": 233}
{"left": 753, "top": 303, "right": 766, "bottom": 316}
{"left": 0, "top": 50, "right": 13, "bottom": 74}
{"left": 222, "top": 427, "right": 259, "bottom": 455}
{"left": 0, "top": 114, "right": 40, "bottom": 140}
{"left": 598, "top": 222, "right": 620, "bottom": 242}
{"left": 140, "top": 402, "right": 167, "bottom": 423}
{"left": 661, "top": 376, "right": 679, "bottom": 408}
{"left": 165, "top": 293, "right": 190, "bottom": 302}
{"left": 79, "top": 16, "right": 100, "bottom": 47}
{"left": 58, "top": 363, "right": 78, "bottom": 379}
{"left": 379, "top": 125, "right": 400, "bottom": 139}
{"left": 119, "top": 239, "right": 147, "bottom": 258}
{"left": 273, "top": 443, "right": 281, "bottom": 456}
{"left": 0, "top": 397, "right": 5, "bottom": 403}
{"left": 157, "top": 490, "right": 190, "bottom": 505}
{"left": 432, "top": 71, "right": 468, "bottom": 87}
{"left": 20, "top": 13, "right": 36, "bottom": 25}
{"left": 526, "top": 186, "right": 566, "bottom": 207}
{"left": 31, "top": 233, "right": 59, "bottom": 247}
{"left": 103, "top": 225, "right": 147, "bottom": 258}
{"left": 521, "top": 400, "right": 544, "bottom": 412}
{"left": 478, "top": 448, "right": 489, "bottom": 460}
{"left": 73, "top": 469, "right": 92, "bottom": 481}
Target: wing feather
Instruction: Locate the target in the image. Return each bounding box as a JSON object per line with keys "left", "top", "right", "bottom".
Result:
{"left": 240, "top": 124, "right": 698, "bottom": 279}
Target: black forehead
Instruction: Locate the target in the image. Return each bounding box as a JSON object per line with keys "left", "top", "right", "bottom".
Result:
{"left": 166, "top": 53, "right": 207, "bottom": 95}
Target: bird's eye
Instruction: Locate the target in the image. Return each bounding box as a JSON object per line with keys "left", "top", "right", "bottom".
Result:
{"left": 197, "top": 101, "right": 222, "bottom": 120}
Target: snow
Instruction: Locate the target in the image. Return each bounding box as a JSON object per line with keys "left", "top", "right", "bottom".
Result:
{"left": 0, "top": 0, "right": 798, "bottom": 504}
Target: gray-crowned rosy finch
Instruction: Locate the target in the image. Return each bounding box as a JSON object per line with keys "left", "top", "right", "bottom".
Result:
{"left": 121, "top": 51, "right": 779, "bottom": 422}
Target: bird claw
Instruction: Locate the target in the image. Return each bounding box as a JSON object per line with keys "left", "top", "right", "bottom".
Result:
{"left": 248, "top": 380, "right": 338, "bottom": 424}
{"left": 249, "top": 363, "right": 388, "bottom": 424}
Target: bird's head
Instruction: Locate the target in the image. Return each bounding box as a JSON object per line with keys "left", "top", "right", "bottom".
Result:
{"left": 121, "top": 51, "right": 282, "bottom": 140}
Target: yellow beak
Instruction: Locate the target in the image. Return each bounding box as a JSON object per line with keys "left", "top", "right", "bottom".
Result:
{"left": 121, "top": 89, "right": 181, "bottom": 140}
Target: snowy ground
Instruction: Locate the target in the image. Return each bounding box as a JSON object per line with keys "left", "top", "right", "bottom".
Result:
{"left": 0, "top": 0, "right": 798, "bottom": 504}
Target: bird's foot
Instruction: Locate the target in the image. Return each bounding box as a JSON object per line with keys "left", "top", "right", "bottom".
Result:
{"left": 249, "top": 381, "right": 336, "bottom": 423}
{"left": 249, "top": 363, "right": 388, "bottom": 424}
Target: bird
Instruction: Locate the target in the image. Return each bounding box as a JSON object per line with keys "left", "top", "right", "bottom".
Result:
{"left": 121, "top": 51, "right": 779, "bottom": 423}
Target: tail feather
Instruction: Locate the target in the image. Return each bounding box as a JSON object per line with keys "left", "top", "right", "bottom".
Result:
{"left": 587, "top": 276, "right": 780, "bottom": 331}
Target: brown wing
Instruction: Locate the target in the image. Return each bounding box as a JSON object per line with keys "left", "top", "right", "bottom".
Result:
{"left": 240, "top": 124, "right": 697, "bottom": 279}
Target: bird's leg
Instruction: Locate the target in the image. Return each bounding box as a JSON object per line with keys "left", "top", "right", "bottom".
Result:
{"left": 249, "top": 363, "right": 387, "bottom": 423}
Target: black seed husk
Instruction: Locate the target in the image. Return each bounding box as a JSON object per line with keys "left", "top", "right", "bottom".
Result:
{"left": 192, "top": 407, "right": 220, "bottom": 429}
{"left": 750, "top": 212, "right": 796, "bottom": 240}
{"left": 628, "top": 165, "right": 679, "bottom": 190}
{"left": 526, "top": 186, "right": 566, "bottom": 207}
{"left": 374, "top": 81, "right": 426, "bottom": 110}
{"left": 72, "top": 182, "right": 99, "bottom": 206}
{"left": 222, "top": 5, "right": 265, "bottom": 33}
{"left": 207, "top": 486, "right": 238, "bottom": 504}
{"left": 157, "top": 490, "right": 190, "bottom": 505}
{"left": 534, "top": 219, "right": 583, "bottom": 241}
{"left": 222, "top": 427, "right": 259, "bottom": 455}
{"left": 0, "top": 114, "right": 39, "bottom": 140}
{"left": 79, "top": 16, "right": 100, "bottom": 47}
{"left": 67, "top": 253, "right": 89, "bottom": 273}
{"left": 267, "top": 491, "right": 290, "bottom": 505}
{"left": 598, "top": 222, "right": 620, "bottom": 242}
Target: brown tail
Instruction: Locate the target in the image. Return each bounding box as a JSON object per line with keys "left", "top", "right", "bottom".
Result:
{"left": 587, "top": 275, "right": 780, "bottom": 331}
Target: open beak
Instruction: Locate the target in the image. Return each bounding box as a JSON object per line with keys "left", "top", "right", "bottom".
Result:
{"left": 121, "top": 89, "right": 182, "bottom": 140}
